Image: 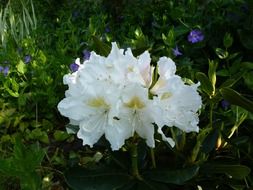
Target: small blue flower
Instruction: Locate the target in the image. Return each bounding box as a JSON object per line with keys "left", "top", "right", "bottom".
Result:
{"left": 172, "top": 46, "right": 182, "bottom": 56}
{"left": 2, "top": 66, "right": 9, "bottom": 76}
{"left": 188, "top": 29, "right": 204, "bottom": 43}
{"left": 70, "top": 63, "right": 79, "bottom": 72}
{"left": 0, "top": 66, "right": 3, "bottom": 72}
{"left": 83, "top": 50, "right": 91, "bottom": 60}
{"left": 24, "top": 55, "right": 32, "bottom": 64}
{"left": 105, "top": 26, "right": 110, "bottom": 33}
{"left": 221, "top": 100, "right": 230, "bottom": 110}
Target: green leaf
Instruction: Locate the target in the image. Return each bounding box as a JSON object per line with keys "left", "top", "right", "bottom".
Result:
{"left": 4, "top": 81, "right": 19, "bottom": 97}
{"left": 0, "top": 158, "right": 18, "bottom": 176}
{"left": 174, "top": 25, "right": 189, "bottom": 37}
{"left": 219, "top": 79, "right": 236, "bottom": 88}
{"left": 216, "top": 69, "right": 230, "bottom": 77}
{"left": 241, "top": 62, "right": 253, "bottom": 70}
{"left": 53, "top": 130, "right": 69, "bottom": 142}
{"left": 17, "top": 60, "right": 26, "bottom": 74}
{"left": 37, "top": 50, "right": 47, "bottom": 64}
{"left": 10, "top": 78, "right": 19, "bottom": 92}
{"left": 190, "top": 127, "right": 212, "bottom": 162}
{"left": 201, "top": 128, "right": 219, "bottom": 154}
{"left": 92, "top": 36, "right": 110, "bottom": 56}
{"left": 20, "top": 172, "right": 41, "bottom": 190}
{"left": 196, "top": 72, "right": 214, "bottom": 96}
{"left": 0, "top": 138, "right": 45, "bottom": 189}
{"left": 220, "top": 87, "right": 253, "bottom": 113}
{"left": 13, "top": 138, "right": 45, "bottom": 171}
{"left": 143, "top": 165, "right": 199, "bottom": 185}
{"left": 223, "top": 33, "right": 233, "bottom": 48}
{"left": 65, "top": 167, "right": 132, "bottom": 190}
{"left": 200, "top": 164, "right": 251, "bottom": 179}
{"left": 230, "top": 136, "right": 249, "bottom": 146}
{"left": 243, "top": 71, "right": 253, "bottom": 90}
{"left": 238, "top": 29, "right": 253, "bottom": 50}
{"left": 29, "top": 128, "right": 49, "bottom": 144}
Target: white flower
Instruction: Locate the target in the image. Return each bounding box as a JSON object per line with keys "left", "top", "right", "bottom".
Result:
{"left": 151, "top": 57, "right": 202, "bottom": 135}
{"left": 120, "top": 84, "right": 158, "bottom": 147}
{"left": 57, "top": 42, "right": 202, "bottom": 150}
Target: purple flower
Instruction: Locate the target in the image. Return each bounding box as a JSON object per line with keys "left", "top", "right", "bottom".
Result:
{"left": 221, "top": 100, "right": 230, "bottom": 110}
{"left": 82, "top": 50, "right": 91, "bottom": 60}
{"left": 188, "top": 29, "right": 204, "bottom": 43}
{"left": 1, "top": 66, "right": 9, "bottom": 76}
{"left": 24, "top": 55, "right": 32, "bottom": 64}
{"left": 105, "top": 26, "right": 110, "bottom": 33}
{"left": 172, "top": 46, "right": 182, "bottom": 56}
{"left": 70, "top": 63, "right": 79, "bottom": 72}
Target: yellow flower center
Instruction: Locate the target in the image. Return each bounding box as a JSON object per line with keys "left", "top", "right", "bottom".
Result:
{"left": 161, "top": 92, "right": 172, "bottom": 100}
{"left": 87, "top": 97, "right": 109, "bottom": 108}
{"left": 124, "top": 96, "right": 145, "bottom": 109}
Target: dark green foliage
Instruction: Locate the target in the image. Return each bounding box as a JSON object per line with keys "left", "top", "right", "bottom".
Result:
{"left": 0, "top": 0, "right": 253, "bottom": 189}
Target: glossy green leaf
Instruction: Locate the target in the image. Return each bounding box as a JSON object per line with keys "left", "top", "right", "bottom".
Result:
{"left": 143, "top": 165, "right": 199, "bottom": 185}
{"left": 220, "top": 87, "right": 253, "bottom": 113}
{"left": 201, "top": 128, "right": 219, "bottom": 154}
{"left": 200, "top": 164, "right": 251, "bottom": 179}
{"left": 216, "top": 69, "right": 230, "bottom": 77}
{"left": 219, "top": 79, "right": 236, "bottom": 88}
{"left": 65, "top": 167, "right": 132, "bottom": 190}
{"left": 196, "top": 72, "right": 214, "bottom": 96}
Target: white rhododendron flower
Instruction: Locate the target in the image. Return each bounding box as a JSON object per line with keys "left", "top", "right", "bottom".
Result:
{"left": 57, "top": 42, "right": 202, "bottom": 150}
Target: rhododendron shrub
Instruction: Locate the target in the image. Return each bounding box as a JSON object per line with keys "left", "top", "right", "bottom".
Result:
{"left": 58, "top": 43, "right": 202, "bottom": 151}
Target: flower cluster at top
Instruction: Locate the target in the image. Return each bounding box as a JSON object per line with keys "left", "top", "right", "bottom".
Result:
{"left": 58, "top": 43, "right": 202, "bottom": 151}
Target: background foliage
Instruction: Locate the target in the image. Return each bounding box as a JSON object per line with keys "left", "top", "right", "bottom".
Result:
{"left": 0, "top": 0, "right": 253, "bottom": 189}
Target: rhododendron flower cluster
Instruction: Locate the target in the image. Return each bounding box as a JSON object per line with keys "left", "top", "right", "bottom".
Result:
{"left": 58, "top": 43, "right": 202, "bottom": 150}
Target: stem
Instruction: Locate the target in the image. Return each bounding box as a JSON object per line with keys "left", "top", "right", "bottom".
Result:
{"left": 209, "top": 103, "right": 213, "bottom": 128}
{"left": 150, "top": 148, "right": 156, "bottom": 169}
{"left": 131, "top": 143, "right": 142, "bottom": 180}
